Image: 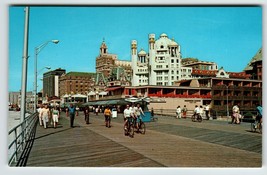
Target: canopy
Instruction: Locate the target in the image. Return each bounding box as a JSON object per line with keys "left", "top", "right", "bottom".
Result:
{"left": 63, "top": 94, "right": 70, "bottom": 98}
{"left": 72, "top": 94, "right": 87, "bottom": 98}
{"left": 99, "top": 91, "right": 108, "bottom": 96}
{"left": 107, "top": 99, "right": 128, "bottom": 105}
{"left": 82, "top": 101, "right": 94, "bottom": 106}
{"left": 125, "top": 97, "right": 140, "bottom": 103}
{"left": 88, "top": 91, "right": 96, "bottom": 96}
{"left": 61, "top": 102, "right": 77, "bottom": 108}
{"left": 82, "top": 99, "right": 128, "bottom": 106}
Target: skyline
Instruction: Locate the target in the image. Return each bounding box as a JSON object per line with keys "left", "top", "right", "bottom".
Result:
{"left": 9, "top": 6, "right": 262, "bottom": 92}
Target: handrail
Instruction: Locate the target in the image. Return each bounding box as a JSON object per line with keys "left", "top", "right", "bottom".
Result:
{"left": 8, "top": 112, "right": 38, "bottom": 166}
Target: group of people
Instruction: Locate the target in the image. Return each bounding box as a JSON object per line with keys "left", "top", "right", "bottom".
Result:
{"left": 176, "top": 104, "right": 210, "bottom": 119}
{"left": 123, "top": 103, "right": 145, "bottom": 131}
{"left": 37, "top": 104, "right": 60, "bottom": 129}
{"left": 176, "top": 105, "right": 188, "bottom": 119}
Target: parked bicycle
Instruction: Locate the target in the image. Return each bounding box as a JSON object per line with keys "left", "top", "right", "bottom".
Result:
{"left": 124, "top": 117, "right": 135, "bottom": 138}
{"left": 191, "top": 113, "right": 202, "bottom": 122}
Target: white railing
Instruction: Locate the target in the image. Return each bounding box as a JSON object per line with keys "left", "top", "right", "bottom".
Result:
{"left": 8, "top": 112, "right": 38, "bottom": 166}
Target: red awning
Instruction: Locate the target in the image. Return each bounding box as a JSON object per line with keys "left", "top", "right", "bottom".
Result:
{"left": 106, "top": 86, "right": 123, "bottom": 91}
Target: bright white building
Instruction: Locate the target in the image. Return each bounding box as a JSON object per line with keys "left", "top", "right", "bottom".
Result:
{"left": 131, "top": 33, "right": 192, "bottom": 86}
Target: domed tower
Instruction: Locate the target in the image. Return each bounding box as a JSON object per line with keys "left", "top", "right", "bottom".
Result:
{"left": 138, "top": 49, "right": 147, "bottom": 63}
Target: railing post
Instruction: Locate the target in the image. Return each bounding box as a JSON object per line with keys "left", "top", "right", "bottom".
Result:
{"left": 14, "top": 129, "right": 18, "bottom": 163}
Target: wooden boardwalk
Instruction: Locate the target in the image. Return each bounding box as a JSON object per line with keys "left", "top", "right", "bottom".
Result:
{"left": 26, "top": 112, "right": 262, "bottom": 167}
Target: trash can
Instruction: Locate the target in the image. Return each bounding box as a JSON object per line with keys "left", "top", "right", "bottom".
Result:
{"left": 142, "top": 111, "right": 151, "bottom": 122}
{"left": 112, "top": 108, "right": 117, "bottom": 118}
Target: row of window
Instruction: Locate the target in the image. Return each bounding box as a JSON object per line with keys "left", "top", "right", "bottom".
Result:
{"left": 139, "top": 79, "right": 148, "bottom": 83}
{"left": 137, "top": 68, "right": 148, "bottom": 72}
{"left": 156, "top": 76, "right": 180, "bottom": 81}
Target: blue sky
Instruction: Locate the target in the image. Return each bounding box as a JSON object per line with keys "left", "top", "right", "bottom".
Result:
{"left": 9, "top": 6, "right": 262, "bottom": 92}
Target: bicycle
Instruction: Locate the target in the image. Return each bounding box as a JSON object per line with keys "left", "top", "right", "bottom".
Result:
{"left": 191, "top": 113, "right": 202, "bottom": 122}
{"left": 124, "top": 117, "right": 135, "bottom": 138}
{"left": 251, "top": 119, "right": 262, "bottom": 134}
{"left": 134, "top": 116, "right": 146, "bottom": 134}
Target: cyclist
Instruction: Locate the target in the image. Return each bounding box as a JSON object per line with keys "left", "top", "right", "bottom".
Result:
{"left": 135, "top": 103, "right": 145, "bottom": 131}
{"left": 129, "top": 103, "right": 137, "bottom": 125}
{"left": 255, "top": 104, "right": 262, "bottom": 128}
{"left": 123, "top": 104, "right": 132, "bottom": 130}
{"left": 193, "top": 105, "right": 201, "bottom": 121}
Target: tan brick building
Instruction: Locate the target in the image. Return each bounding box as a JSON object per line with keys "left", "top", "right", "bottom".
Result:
{"left": 59, "top": 72, "right": 96, "bottom": 97}
{"left": 96, "top": 40, "right": 132, "bottom": 81}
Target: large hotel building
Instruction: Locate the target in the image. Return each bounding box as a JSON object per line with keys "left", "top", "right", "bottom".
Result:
{"left": 35, "top": 33, "right": 262, "bottom": 113}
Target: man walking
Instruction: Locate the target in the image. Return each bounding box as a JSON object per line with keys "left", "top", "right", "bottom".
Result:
{"left": 68, "top": 104, "right": 76, "bottom": 128}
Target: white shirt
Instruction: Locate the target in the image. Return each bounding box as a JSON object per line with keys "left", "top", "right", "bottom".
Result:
{"left": 194, "top": 107, "right": 200, "bottom": 114}
{"left": 124, "top": 108, "right": 132, "bottom": 118}
{"left": 199, "top": 108, "right": 204, "bottom": 115}
{"left": 37, "top": 107, "right": 43, "bottom": 117}
{"left": 136, "top": 107, "right": 143, "bottom": 116}
{"left": 176, "top": 108, "right": 181, "bottom": 113}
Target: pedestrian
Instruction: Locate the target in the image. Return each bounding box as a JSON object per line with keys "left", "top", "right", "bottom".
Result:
{"left": 52, "top": 106, "right": 60, "bottom": 129}
{"left": 151, "top": 108, "right": 154, "bottom": 117}
{"left": 95, "top": 106, "right": 99, "bottom": 116}
{"left": 76, "top": 106, "right": 79, "bottom": 116}
{"left": 65, "top": 107, "right": 69, "bottom": 117}
{"left": 182, "top": 105, "right": 187, "bottom": 119}
{"left": 92, "top": 106, "right": 95, "bottom": 114}
{"left": 232, "top": 104, "right": 240, "bottom": 124}
{"left": 104, "top": 106, "right": 112, "bottom": 128}
{"left": 205, "top": 104, "right": 210, "bottom": 120}
{"left": 41, "top": 104, "right": 50, "bottom": 129}
{"left": 199, "top": 105, "right": 204, "bottom": 119}
{"left": 84, "top": 106, "right": 90, "bottom": 124}
{"left": 37, "top": 104, "right": 43, "bottom": 126}
{"left": 176, "top": 106, "right": 181, "bottom": 119}
{"left": 68, "top": 104, "right": 76, "bottom": 128}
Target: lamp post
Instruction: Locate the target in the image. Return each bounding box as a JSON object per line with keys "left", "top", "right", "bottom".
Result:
{"left": 34, "top": 40, "right": 59, "bottom": 112}
{"left": 33, "top": 66, "right": 51, "bottom": 110}
{"left": 224, "top": 85, "right": 229, "bottom": 117}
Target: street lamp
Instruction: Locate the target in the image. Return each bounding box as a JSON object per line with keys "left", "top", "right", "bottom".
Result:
{"left": 223, "top": 84, "right": 229, "bottom": 118}
{"left": 32, "top": 66, "right": 51, "bottom": 109}
{"left": 34, "top": 40, "right": 59, "bottom": 112}
{"left": 226, "top": 86, "right": 229, "bottom": 117}
{"left": 38, "top": 66, "right": 51, "bottom": 75}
